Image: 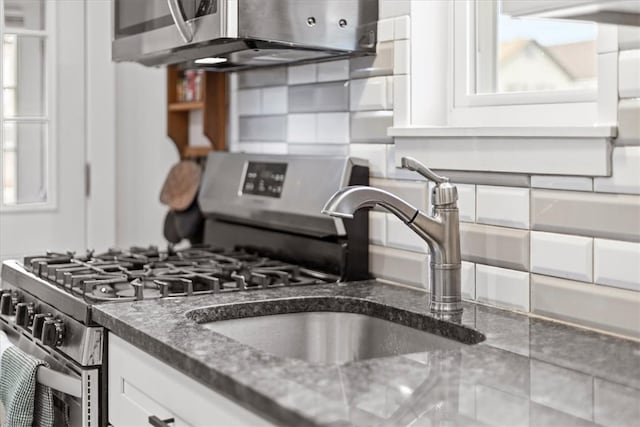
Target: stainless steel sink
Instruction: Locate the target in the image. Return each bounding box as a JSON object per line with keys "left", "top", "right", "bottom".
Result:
{"left": 199, "top": 311, "right": 466, "bottom": 364}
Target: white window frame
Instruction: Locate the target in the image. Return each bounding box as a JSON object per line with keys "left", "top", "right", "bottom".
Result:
{"left": 0, "top": 0, "right": 57, "bottom": 212}
{"left": 447, "top": 0, "right": 616, "bottom": 128}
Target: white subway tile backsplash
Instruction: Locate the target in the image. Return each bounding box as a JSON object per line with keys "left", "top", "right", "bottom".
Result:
{"left": 316, "top": 113, "right": 349, "bottom": 143}
{"left": 619, "top": 26, "right": 640, "bottom": 51}
{"left": 531, "top": 274, "right": 640, "bottom": 338}
{"left": 350, "top": 77, "right": 389, "bottom": 111}
{"left": 237, "top": 89, "right": 261, "bottom": 116}
{"left": 350, "top": 42, "right": 395, "bottom": 79}
{"left": 393, "top": 39, "right": 410, "bottom": 75}
{"left": 350, "top": 111, "right": 393, "bottom": 143}
{"left": 379, "top": 0, "right": 411, "bottom": 19}
{"left": 594, "top": 146, "right": 640, "bottom": 195}
{"left": 394, "top": 16, "right": 410, "bottom": 40}
{"left": 370, "top": 178, "right": 429, "bottom": 210}
{"left": 476, "top": 264, "right": 530, "bottom": 312}
{"left": 316, "top": 82, "right": 350, "bottom": 112}
{"left": 261, "top": 86, "right": 287, "bottom": 115}
{"left": 392, "top": 74, "right": 410, "bottom": 126}
{"left": 386, "top": 77, "right": 394, "bottom": 111}
{"left": 386, "top": 215, "right": 429, "bottom": 253}
{"left": 369, "top": 212, "right": 387, "bottom": 245}
{"left": 289, "top": 82, "right": 349, "bottom": 113}
{"left": 477, "top": 186, "right": 530, "bottom": 229}
{"left": 287, "top": 143, "right": 348, "bottom": 156}
{"left": 532, "top": 190, "right": 640, "bottom": 243}
{"left": 286, "top": 114, "right": 316, "bottom": 143}
{"left": 456, "top": 184, "right": 476, "bottom": 222}
{"left": 531, "top": 175, "right": 593, "bottom": 192}
{"left": 288, "top": 63, "right": 317, "bottom": 85}
{"left": 369, "top": 244, "right": 429, "bottom": 289}
{"left": 237, "top": 68, "right": 286, "bottom": 88}
{"left": 377, "top": 19, "right": 394, "bottom": 42}
{"left": 317, "top": 60, "right": 349, "bottom": 82}
{"left": 461, "top": 261, "right": 476, "bottom": 300}
{"left": 239, "top": 116, "right": 286, "bottom": 141}
{"left": 460, "top": 223, "right": 530, "bottom": 271}
{"left": 261, "top": 143, "right": 288, "bottom": 155}
{"left": 350, "top": 143, "right": 388, "bottom": 177}
{"left": 616, "top": 99, "right": 640, "bottom": 145}
{"left": 594, "top": 239, "right": 640, "bottom": 291}
{"left": 619, "top": 50, "right": 640, "bottom": 99}
{"left": 531, "top": 231, "right": 593, "bottom": 282}
{"left": 236, "top": 142, "right": 263, "bottom": 153}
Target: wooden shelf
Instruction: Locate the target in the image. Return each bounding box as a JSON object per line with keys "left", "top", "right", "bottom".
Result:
{"left": 183, "top": 146, "right": 212, "bottom": 158}
{"left": 168, "top": 101, "right": 204, "bottom": 112}
{"left": 167, "top": 65, "right": 228, "bottom": 159}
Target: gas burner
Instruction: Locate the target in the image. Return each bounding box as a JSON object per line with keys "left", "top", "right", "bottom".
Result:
{"left": 23, "top": 246, "right": 338, "bottom": 303}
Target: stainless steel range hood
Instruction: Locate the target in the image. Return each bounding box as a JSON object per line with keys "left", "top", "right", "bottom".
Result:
{"left": 112, "top": 0, "right": 378, "bottom": 70}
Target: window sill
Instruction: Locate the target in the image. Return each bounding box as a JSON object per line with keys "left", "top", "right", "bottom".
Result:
{"left": 391, "top": 126, "right": 616, "bottom": 177}
{"left": 388, "top": 126, "right": 618, "bottom": 139}
{"left": 0, "top": 202, "right": 57, "bottom": 213}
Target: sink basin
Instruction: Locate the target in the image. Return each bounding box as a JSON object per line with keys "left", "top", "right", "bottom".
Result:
{"left": 198, "top": 311, "right": 467, "bottom": 364}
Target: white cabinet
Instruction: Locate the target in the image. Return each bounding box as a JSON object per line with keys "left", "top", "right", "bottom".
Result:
{"left": 502, "top": 0, "right": 640, "bottom": 26}
{"left": 108, "top": 333, "right": 276, "bottom": 427}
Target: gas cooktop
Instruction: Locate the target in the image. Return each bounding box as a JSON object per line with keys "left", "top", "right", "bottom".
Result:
{"left": 20, "top": 245, "right": 339, "bottom": 304}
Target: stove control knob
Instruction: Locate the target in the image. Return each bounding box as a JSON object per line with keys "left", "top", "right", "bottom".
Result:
{"left": 0, "top": 292, "right": 18, "bottom": 316}
{"left": 41, "top": 319, "right": 65, "bottom": 348}
{"left": 32, "top": 313, "right": 53, "bottom": 339}
{"left": 15, "top": 302, "right": 35, "bottom": 328}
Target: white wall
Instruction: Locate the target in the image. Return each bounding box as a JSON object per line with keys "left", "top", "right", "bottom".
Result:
{"left": 115, "top": 63, "right": 178, "bottom": 248}
{"left": 86, "top": 0, "right": 116, "bottom": 251}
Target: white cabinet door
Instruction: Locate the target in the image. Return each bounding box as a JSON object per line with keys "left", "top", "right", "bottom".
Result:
{"left": 108, "top": 333, "right": 276, "bottom": 427}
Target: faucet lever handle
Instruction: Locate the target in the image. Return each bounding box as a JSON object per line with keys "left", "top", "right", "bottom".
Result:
{"left": 401, "top": 157, "right": 449, "bottom": 184}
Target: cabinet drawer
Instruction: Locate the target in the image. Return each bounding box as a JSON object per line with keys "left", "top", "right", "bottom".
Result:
{"left": 108, "top": 333, "right": 275, "bottom": 427}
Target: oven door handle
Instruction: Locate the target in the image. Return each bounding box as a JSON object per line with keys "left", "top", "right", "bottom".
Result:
{"left": 1, "top": 325, "right": 82, "bottom": 398}
{"left": 36, "top": 366, "right": 82, "bottom": 398}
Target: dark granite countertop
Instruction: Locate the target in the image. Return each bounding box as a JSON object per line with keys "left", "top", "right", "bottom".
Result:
{"left": 93, "top": 280, "right": 640, "bottom": 427}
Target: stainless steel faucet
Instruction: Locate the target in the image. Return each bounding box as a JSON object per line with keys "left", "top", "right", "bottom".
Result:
{"left": 322, "top": 157, "right": 462, "bottom": 313}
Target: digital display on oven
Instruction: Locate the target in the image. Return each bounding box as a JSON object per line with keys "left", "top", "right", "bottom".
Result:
{"left": 241, "top": 162, "right": 287, "bottom": 198}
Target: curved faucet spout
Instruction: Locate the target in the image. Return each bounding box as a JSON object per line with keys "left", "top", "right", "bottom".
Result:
{"left": 323, "top": 157, "right": 463, "bottom": 314}
{"left": 322, "top": 186, "right": 447, "bottom": 263}
{"left": 322, "top": 186, "right": 419, "bottom": 223}
{"left": 322, "top": 177, "right": 462, "bottom": 314}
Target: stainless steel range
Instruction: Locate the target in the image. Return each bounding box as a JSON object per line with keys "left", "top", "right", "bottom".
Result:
{"left": 0, "top": 153, "right": 369, "bottom": 427}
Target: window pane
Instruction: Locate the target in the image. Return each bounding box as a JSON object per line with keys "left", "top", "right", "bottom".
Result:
{"left": 3, "top": 0, "right": 45, "bottom": 31}
{"left": 477, "top": 1, "right": 597, "bottom": 94}
{"left": 2, "top": 35, "right": 45, "bottom": 117}
{"left": 2, "top": 122, "right": 48, "bottom": 205}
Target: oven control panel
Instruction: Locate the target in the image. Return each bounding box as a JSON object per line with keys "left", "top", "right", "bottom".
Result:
{"left": 241, "top": 161, "right": 287, "bottom": 198}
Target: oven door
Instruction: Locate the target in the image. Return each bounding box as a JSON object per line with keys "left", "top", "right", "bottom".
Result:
{"left": 0, "top": 323, "right": 101, "bottom": 427}
{"left": 112, "top": 0, "right": 226, "bottom": 64}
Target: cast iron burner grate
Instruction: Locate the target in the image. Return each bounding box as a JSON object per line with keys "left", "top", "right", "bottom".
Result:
{"left": 23, "top": 245, "right": 338, "bottom": 303}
